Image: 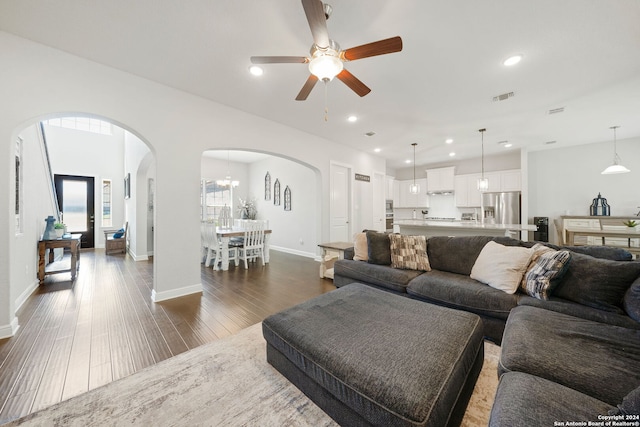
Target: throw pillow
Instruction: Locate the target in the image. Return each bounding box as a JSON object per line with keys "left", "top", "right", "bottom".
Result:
{"left": 113, "top": 228, "right": 125, "bottom": 239}
{"left": 624, "top": 278, "right": 640, "bottom": 322}
{"left": 366, "top": 231, "right": 391, "bottom": 265}
{"left": 554, "top": 252, "right": 640, "bottom": 314}
{"left": 522, "top": 249, "right": 572, "bottom": 300}
{"left": 520, "top": 243, "right": 555, "bottom": 291}
{"left": 470, "top": 241, "right": 534, "bottom": 294}
{"left": 389, "top": 234, "right": 431, "bottom": 271}
{"left": 609, "top": 385, "right": 640, "bottom": 416}
{"left": 353, "top": 232, "right": 368, "bottom": 261}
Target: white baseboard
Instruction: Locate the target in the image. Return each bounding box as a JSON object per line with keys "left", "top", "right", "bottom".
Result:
{"left": 129, "top": 250, "right": 148, "bottom": 262}
{"left": 14, "top": 279, "right": 39, "bottom": 313}
{"left": 0, "top": 316, "right": 20, "bottom": 339}
{"left": 151, "top": 283, "right": 203, "bottom": 303}
{"left": 269, "top": 246, "right": 317, "bottom": 259}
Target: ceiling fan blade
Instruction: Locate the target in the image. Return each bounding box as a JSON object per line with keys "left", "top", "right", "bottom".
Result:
{"left": 295, "top": 74, "right": 319, "bottom": 101}
{"left": 301, "top": 0, "right": 330, "bottom": 49}
{"left": 336, "top": 69, "right": 371, "bottom": 97}
{"left": 341, "top": 36, "right": 403, "bottom": 61}
{"left": 250, "top": 56, "right": 309, "bottom": 64}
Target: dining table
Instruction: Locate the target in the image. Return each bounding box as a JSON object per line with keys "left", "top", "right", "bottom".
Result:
{"left": 215, "top": 226, "right": 272, "bottom": 270}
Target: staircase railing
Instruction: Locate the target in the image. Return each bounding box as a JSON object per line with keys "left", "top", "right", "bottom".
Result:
{"left": 39, "top": 122, "right": 62, "bottom": 222}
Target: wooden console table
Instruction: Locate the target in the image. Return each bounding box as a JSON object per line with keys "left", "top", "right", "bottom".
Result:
{"left": 38, "top": 234, "right": 81, "bottom": 285}
{"left": 565, "top": 228, "right": 640, "bottom": 258}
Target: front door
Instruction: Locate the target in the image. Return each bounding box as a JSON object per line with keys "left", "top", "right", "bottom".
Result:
{"left": 54, "top": 174, "right": 95, "bottom": 248}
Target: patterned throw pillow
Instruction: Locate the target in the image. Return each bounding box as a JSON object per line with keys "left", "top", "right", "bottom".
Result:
{"left": 522, "top": 250, "right": 572, "bottom": 300}
{"left": 520, "top": 243, "right": 555, "bottom": 292}
{"left": 389, "top": 234, "right": 431, "bottom": 271}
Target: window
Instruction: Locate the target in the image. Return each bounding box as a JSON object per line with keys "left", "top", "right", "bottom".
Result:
{"left": 102, "top": 179, "right": 112, "bottom": 227}
{"left": 42, "top": 117, "right": 112, "bottom": 135}
{"left": 201, "top": 180, "right": 234, "bottom": 221}
{"left": 15, "top": 137, "right": 23, "bottom": 234}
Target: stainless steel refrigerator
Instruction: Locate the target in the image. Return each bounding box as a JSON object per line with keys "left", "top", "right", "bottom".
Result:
{"left": 481, "top": 192, "right": 521, "bottom": 225}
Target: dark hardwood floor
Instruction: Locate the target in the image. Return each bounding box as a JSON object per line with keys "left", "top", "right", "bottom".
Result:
{"left": 0, "top": 250, "right": 335, "bottom": 424}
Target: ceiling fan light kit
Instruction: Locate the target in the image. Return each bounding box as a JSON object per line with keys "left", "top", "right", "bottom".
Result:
{"left": 250, "top": 0, "right": 402, "bottom": 103}
{"left": 601, "top": 126, "right": 630, "bottom": 175}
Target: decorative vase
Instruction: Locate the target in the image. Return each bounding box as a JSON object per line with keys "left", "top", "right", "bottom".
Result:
{"left": 55, "top": 229, "right": 64, "bottom": 238}
{"left": 43, "top": 216, "right": 57, "bottom": 240}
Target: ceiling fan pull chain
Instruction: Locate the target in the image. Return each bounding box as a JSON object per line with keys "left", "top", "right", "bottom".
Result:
{"left": 324, "top": 80, "right": 329, "bottom": 122}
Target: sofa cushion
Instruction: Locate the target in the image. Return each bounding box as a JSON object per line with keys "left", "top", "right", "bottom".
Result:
{"left": 489, "top": 372, "right": 614, "bottom": 427}
{"left": 407, "top": 270, "right": 520, "bottom": 320}
{"left": 333, "top": 259, "right": 422, "bottom": 293}
{"left": 554, "top": 253, "right": 640, "bottom": 314}
{"left": 521, "top": 249, "right": 572, "bottom": 300}
{"left": 426, "top": 236, "right": 495, "bottom": 275}
{"left": 366, "top": 231, "right": 391, "bottom": 265}
{"left": 500, "top": 305, "right": 640, "bottom": 406}
{"left": 470, "top": 241, "right": 534, "bottom": 294}
{"left": 624, "top": 277, "right": 640, "bottom": 322}
{"left": 352, "top": 232, "right": 368, "bottom": 261}
{"left": 609, "top": 384, "right": 640, "bottom": 416}
{"left": 389, "top": 234, "right": 431, "bottom": 271}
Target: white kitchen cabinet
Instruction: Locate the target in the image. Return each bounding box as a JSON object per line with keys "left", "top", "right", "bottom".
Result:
{"left": 501, "top": 169, "right": 522, "bottom": 191}
{"left": 385, "top": 176, "right": 395, "bottom": 200}
{"left": 484, "top": 172, "right": 502, "bottom": 192}
{"left": 454, "top": 173, "right": 482, "bottom": 207}
{"left": 397, "top": 178, "right": 428, "bottom": 208}
{"left": 426, "top": 167, "right": 455, "bottom": 193}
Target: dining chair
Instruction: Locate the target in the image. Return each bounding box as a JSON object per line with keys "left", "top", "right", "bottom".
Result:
{"left": 231, "top": 220, "right": 265, "bottom": 269}
{"left": 202, "top": 222, "right": 237, "bottom": 269}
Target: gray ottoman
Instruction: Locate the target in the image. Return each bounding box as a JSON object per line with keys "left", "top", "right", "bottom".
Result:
{"left": 262, "top": 283, "right": 484, "bottom": 427}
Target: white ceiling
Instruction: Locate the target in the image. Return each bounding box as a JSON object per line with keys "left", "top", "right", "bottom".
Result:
{"left": 1, "top": 0, "right": 639, "bottom": 169}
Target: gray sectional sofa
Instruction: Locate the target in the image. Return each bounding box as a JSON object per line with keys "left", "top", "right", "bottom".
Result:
{"left": 333, "top": 233, "right": 640, "bottom": 424}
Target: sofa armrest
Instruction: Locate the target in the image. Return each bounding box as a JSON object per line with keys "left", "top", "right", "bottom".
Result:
{"left": 518, "top": 295, "right": 640, "bottom": 330}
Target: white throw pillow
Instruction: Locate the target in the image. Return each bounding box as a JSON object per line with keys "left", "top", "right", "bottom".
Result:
{"left": 353, "top": 232, "right": 368, "bottom": 261}
{"left": 470, "top": 241, "right": 534, "bottom": 294}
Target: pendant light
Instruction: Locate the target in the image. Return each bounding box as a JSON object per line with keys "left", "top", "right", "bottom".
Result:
{"left": 477, "top": 128, "right": 489, "bottom": 191}
{"left": 601, "top": 126, "right": 630, "bottom": 174}
{"left": 216, "top": 151, "right": 240, "bottom": 187}
{"left": 409, "top": 143, "right": 420, "bottom": 194}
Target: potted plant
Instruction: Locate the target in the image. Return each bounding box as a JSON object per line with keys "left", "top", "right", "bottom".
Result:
{"left": 54, "top": 222, "right": 65, "bottom": 238}
{"left": 623, "top": 220, "right": 638, "bottom": 228}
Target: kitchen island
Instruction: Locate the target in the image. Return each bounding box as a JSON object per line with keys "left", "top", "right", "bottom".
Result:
{"left": 394, "top": 219, "right": 537, "bottom": 239}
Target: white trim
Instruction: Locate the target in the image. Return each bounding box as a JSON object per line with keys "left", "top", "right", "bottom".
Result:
{"left": 269, "top": 246, "right": 315, "bottom": 259}
{"left": 0, "top": 317, "right": 20, "bottom": 339}
{"left": 14, "top": 279, "right": 39, "bottom": 313}
{"left": 151, "top": 283, "right": 203, "bottom": 302}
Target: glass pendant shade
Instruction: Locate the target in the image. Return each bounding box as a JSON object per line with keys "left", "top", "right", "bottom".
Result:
{"left": 602, "top": 126, "right": 630, "bottom": 174}
{"left": 409, "top": 182, "right": 420, "bottom": 194}
{"left": 409, "top": 142, "right": 419, "bottom": 194}
{"left": 477, "top": 177, "right": 489, "bottom": 191}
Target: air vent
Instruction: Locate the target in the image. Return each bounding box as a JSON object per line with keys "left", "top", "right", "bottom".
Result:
{"left": 492, "top": 91, "right": 514, "bottom": 102}
{"left": 544, "top": 140, "right": 557, "bottom": 145}
{"left": 548, "top": 107, "right": 565, "bottom": 115}
{"left": 364, "top": 131, "right": 376, "bottom": 137}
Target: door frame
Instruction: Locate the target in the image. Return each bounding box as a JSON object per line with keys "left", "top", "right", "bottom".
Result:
{"left": 54, "top": 174, "right": 96, "bottom": 248}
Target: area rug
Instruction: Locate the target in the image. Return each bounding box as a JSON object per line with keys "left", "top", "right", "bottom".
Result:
{"left": 6, "top": 323, "right": 500, "bottom": 426}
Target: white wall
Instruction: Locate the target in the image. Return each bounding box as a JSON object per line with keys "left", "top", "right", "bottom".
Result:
{"left": 527, "top": 137, "right": 640, "bottom": 243}
{"left": 248, "top": 156, "right": 318, "bottom": 257}
{"left": 0, "top": 31, "right": 386, "bottom": 333}
{"left": 44, "top": 124, "right": 125, "bottom": 248}
{"left": 124, "top": 131, "right": 153, "bottom": 260}
{"left": 4, "top": 124, "right": 58, "bottom": 337}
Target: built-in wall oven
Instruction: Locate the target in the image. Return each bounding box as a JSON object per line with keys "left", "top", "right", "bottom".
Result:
{"left": 385, "top": 199, "right": 394, "bottom": 231}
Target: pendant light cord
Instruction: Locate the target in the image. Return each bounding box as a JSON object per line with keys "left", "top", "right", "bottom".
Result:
{"left": 412, "top": 143, "right": 417, "bottom": 185}
{"left": 479, "top": 128, "right": 486, "bottom": 179}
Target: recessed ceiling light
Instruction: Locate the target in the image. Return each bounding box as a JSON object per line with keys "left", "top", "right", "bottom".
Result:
{"left": 445, "top": 138, "right": 453, "bottom": 144}
{"left": 249, "top": 65, "right": 264, "bottom": 76}
{"left": 347, "top": 115, "right": 358, "bottom": 122}
{"left": 504, "top": 143, "right": 512, "bottom": 148}
{"left": 405, "top": 159, "right": 411, "bottom": 164}
{"left": 503, "top": 54, "right": 523, "bottom": 66}
{"left": 374, "top": 148, "right": 381, "bottom": 153}
{"left": 449, "top": 152, "right": 456, "bottom": 157}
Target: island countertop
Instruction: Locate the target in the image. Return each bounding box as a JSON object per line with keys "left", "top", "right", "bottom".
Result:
{"left": 393, "top": 219, "right": 537, "bottom": 238}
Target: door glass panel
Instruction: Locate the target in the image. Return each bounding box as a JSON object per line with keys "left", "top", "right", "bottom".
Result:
{"left": 63, "top": 180, "right": 88, "bottom": 232}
